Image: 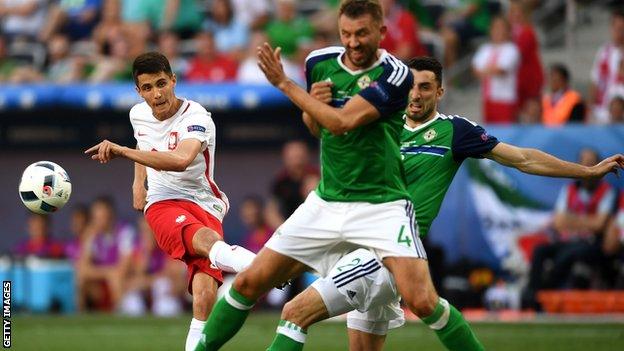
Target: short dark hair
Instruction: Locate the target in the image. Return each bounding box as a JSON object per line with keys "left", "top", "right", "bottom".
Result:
{"left": 406, "top": 56, "right": 443, "bottom": 86}
{"left": 132, "top": 52, "right": 173, "bottom": 86}
{"left": 339, "top": 0, "right": 383, "bottom": 24}
{"left": 612, "top": 7, "right": 624, "bottom": 21}
{"left": 550, "top": 63, "right": 570, "bottom": 83}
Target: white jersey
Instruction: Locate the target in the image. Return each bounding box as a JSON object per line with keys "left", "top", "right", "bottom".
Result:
{"left": 129, "top": 98, "right": 229, "bottom": 221}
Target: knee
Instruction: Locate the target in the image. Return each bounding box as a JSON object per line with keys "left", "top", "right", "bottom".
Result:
{"left": 403, "top": 289, "right": 439, "bottom": 318}
{"left": 232, "top": 271, "right": 262, "bottom": 300}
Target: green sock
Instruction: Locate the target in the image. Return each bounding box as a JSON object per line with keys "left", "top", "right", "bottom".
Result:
{"left": 196, "top": 287, "right": 255, "bottom": 351}
{"left": 266, "top": 320, "right": 306, "bottom": 351}
{"left": 421, "top": 298, "right": 484, "bottom": 351}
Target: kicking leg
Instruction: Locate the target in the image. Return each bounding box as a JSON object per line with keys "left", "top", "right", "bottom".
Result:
{"left": 190, "top": 227, "right": 256, "bottom": 273}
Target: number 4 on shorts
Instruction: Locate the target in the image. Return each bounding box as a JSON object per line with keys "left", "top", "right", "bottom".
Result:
{"left": 397, "top": 225, "right": 411, "bottom": 247}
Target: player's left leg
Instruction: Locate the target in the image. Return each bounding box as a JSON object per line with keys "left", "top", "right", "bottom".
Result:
{"left": 384, "top": 257, "right": 484, "bottom": 351}
{"left": 185, "top": 272, "right": 219, "bottom": 351}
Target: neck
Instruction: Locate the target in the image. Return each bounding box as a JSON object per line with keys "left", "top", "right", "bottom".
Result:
{"left": 156, "top": 98, "right": 182, "bottom": 121}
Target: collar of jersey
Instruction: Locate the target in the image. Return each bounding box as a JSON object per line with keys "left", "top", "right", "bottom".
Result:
{"left": 336, "top": 49, "right": 388, "bottom": 75}
{"left": 403, "top": 112, "right": 440, "bottom": 132}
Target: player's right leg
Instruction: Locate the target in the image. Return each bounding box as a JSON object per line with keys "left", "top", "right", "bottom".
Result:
{"left": 198, "top": 247, "right": 308, "bottom": 351}
{"left": 186, "top": 271, "right": 219, "bottom": 351}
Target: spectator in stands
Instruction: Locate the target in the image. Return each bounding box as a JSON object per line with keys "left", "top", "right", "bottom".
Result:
{"left": 231, "top": 0, "right": 270, "bottom": 31}
{"left": 608, "top": 95, "right": 624, "bottom": 123}
{"left": 523, "top": 148, "right": 615, "bottom": 308}
{"left": 0, "top": 0, "right": 48, "bottom": 41}
{"left": 509, "top": 0, "right": 543, "bottom": 115}
{"left": 237, "top": 30, "right": 302, "bottom": 85}
{"left": 39, "top": 0, "right": 102, "bottom": 42}
{"left": 271, "top": 140, "right": 319, "bottom": 219}
{"left": 13, "top": 213, "right": 64, "bottom": 259}
{"left": 472, "top": 16, "right": 520, "bottom": 124}
{"left": 0, "top": 35, "right": 19, "bottom": 82}
{"left": 185, "top": 31, "right": 238, "bottom": 82}
{"left": 590, "top": 8, "right": 624, "bottom": 123}
{"left": 603, "top": 190, "right": 623, "bottom": 257}
{"left": 541, "top": 63, "right": 586, "bottom": 126}
{"left": 120, "top": 217, "right": 185, "bottom": 316}
{"left": 265, "top": 0, "right": 314, "bottom": 63}
{"left": 440, "top": 0, "right": 491, "bottom": 68}
{"left": 64, "top": 204, "right": 90, "bottom": 262}
{"left": 46, "top": 34, "right": 89, "bottom": 83}
{"left": 157, "top": 31, "right": 188, "bottom": 78}
{"left": 239, "top": 195, "right": 273, "bottom": 254}
{"left": 121, "top": 0, "right": 203, "bottom": 40}
{"left": 76, "top": 196, "right": 136, "bottom": 312}
{"left": 203, "top": 0, "right": 249, "bottom": 61}
{"left": 379, "top": 0, "right": 427, "bottom": 61}
{"left": 518, "top": 97, "right": 542, "bottom": 124}
{"left": 89, "top": 27, "right": 134, "bottom": 82}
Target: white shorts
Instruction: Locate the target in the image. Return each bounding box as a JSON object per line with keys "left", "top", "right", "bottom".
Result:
{"left": 311, "top": 248, "right": 404, "bottom": 335}
{"left": 265, "top": 192, "right": 426, "bottom": 277}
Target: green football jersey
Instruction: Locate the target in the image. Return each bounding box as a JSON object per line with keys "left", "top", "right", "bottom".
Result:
{"left": 400, "top": 113, "right": 499, "bottom": 236}
{"left": 305, "top": 47, "right": 413, "bottom": 203}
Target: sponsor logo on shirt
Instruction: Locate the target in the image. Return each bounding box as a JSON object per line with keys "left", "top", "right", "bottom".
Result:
{"left": 187, "top": 125, "right": 206, "bottom": 133}
{"left": 175, "top": 215, "right": 186, "bottom": 224}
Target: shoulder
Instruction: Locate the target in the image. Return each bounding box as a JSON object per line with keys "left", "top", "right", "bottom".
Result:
{"left": 441, "top": 113, "right": 480, "bottom": 128}
{"left": 304, "top": 46, "right": 343, "bottom": 71}
{"left": 379, "top": 52, "right": 410, "bottom": 87}
{"left": 185, "top": 99, "right": 211, "bottom": 117}
{"left": 129, "top": 102, "right": 152, "bottom": 121}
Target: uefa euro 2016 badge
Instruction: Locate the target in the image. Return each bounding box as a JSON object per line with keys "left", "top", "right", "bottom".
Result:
{"left": 424, "top": 128, "right": 437, "bottom": 142}
{"left": 357, "top": 75, "right": 371, "bottom": 89}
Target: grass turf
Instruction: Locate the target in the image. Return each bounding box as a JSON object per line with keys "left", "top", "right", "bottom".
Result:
{"left": 11, "top": 312, "right": 624, "bottom": 350}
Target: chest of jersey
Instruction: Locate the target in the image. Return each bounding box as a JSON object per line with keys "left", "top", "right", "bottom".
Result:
{"left": 134, "top": 117, "right": 188, "bottom": 151}
{"left": 400, "top": 121, "right": 457, "bottom": 184}
{"left": 312, "top": 61, "right": 385, "bottom": 108}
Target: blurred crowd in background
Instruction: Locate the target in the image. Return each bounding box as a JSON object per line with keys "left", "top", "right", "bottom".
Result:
{"left": 1, "top": 0, "right": 624, "bottom": 124}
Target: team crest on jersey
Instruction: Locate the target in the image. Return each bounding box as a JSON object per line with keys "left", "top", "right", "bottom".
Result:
{"left": 357, "top": 75, "right": 371, "bottom": 89}
{"left": 168, "top": 132, "right": 178, "bottom": 150}
{"left": 423, "top": 128, "right": 437, "bottom": 142}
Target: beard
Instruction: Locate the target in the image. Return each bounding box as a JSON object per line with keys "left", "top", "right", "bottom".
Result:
{"left": 346, "top": 45, "right": 377, "bottom": 68}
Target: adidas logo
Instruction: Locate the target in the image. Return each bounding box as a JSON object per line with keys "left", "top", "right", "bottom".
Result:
{"left": 347, "top": 290, "right": 357, "bottom": 299}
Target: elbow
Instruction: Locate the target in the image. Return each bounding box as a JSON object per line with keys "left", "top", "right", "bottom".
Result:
{"left": 171, "top": 158, "right": 192, "bottom": 172}
{"left": 326, "top": 120, "right": 351, "bottom": 136}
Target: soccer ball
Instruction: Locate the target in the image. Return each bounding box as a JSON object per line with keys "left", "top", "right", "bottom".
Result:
{"left": 19, "top": 161, "right": 72, "bottom": 214}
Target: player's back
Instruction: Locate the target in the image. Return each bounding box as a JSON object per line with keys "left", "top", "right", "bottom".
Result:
{"left": 129, "top": 99, "right": 229, "bottom": 221}
{"left": 305, "top": 47, "right": 412, "bottom": 204}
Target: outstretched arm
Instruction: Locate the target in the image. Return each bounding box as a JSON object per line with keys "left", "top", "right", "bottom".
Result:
{"left": 258, "top": 43, "right": 379, "bottom": 135}
{"left": 85, "top": 139, "right": 202, "bottom": 172}
{"left": 485, "top": 142, "right": 624, "bottom": 179}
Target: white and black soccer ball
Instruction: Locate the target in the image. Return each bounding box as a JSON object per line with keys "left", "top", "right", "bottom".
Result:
{"left": 19, "top": 161, "right": 72, "bottom": 214}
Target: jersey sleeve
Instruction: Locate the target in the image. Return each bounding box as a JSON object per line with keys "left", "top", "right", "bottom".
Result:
{"left": 358, "top": 57, "right": 413, "bottom": 116}
{"left": 179, "top": 111, "right": 213, "bottom": 145}
{"left": 450, "top": 117, "right": 499, "bottom": 161}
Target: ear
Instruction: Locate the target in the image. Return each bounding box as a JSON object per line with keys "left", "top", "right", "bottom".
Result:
{"left": 437, "top": 86, "right": 445, "bottom": 101}
{"left": 171, "top": 73, "right": 177, "bottom": 87}
{"left": 379, "top": 25, "right": 387, "bottom": 40}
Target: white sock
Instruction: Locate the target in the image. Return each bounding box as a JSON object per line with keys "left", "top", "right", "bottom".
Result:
{"left": 185, "top": 318, "right": 205, "bottom": 351}
{"left": 208, "top": 241, "right": 256, "bottom": 273}
{"left": 276, "top": 320, "right": 307, "bottom": 344}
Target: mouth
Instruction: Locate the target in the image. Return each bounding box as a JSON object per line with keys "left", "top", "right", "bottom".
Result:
{"left": 408, "top": 102, "right": 423, "bottom": 114}
{"left": 155, "top": 100, "right": 167, "bottom": 109}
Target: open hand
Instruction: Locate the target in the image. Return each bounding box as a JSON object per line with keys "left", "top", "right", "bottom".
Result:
{"left": 84, "top": 139, "right": 125, "bottom": 164}
{"left": 257, "top": 42, "right": 288, "bottom": 89}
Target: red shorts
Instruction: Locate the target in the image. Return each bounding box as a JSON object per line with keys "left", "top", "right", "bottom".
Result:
{"left": 145, "top": 199, "right": 224, "bottom": 293}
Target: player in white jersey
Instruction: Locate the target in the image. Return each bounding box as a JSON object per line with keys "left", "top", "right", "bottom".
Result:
{"left": 85, "top": 52, "right": 256, "bottom": 351}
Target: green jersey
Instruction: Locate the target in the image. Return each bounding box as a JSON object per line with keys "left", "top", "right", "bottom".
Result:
{"left": 305, "top": 47, "right": 413, "bottom": 203}
{"left": 400, "top": 113, "right": 499, "bottom": 236}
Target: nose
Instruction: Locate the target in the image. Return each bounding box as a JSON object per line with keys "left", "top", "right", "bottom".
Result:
{"left": 348, "top": 37, "right": 359, "bottom": 49}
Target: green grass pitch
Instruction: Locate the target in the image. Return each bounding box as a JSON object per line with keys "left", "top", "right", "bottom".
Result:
{"left": 12, "top": 313, "right": 624, "bottom": 350}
